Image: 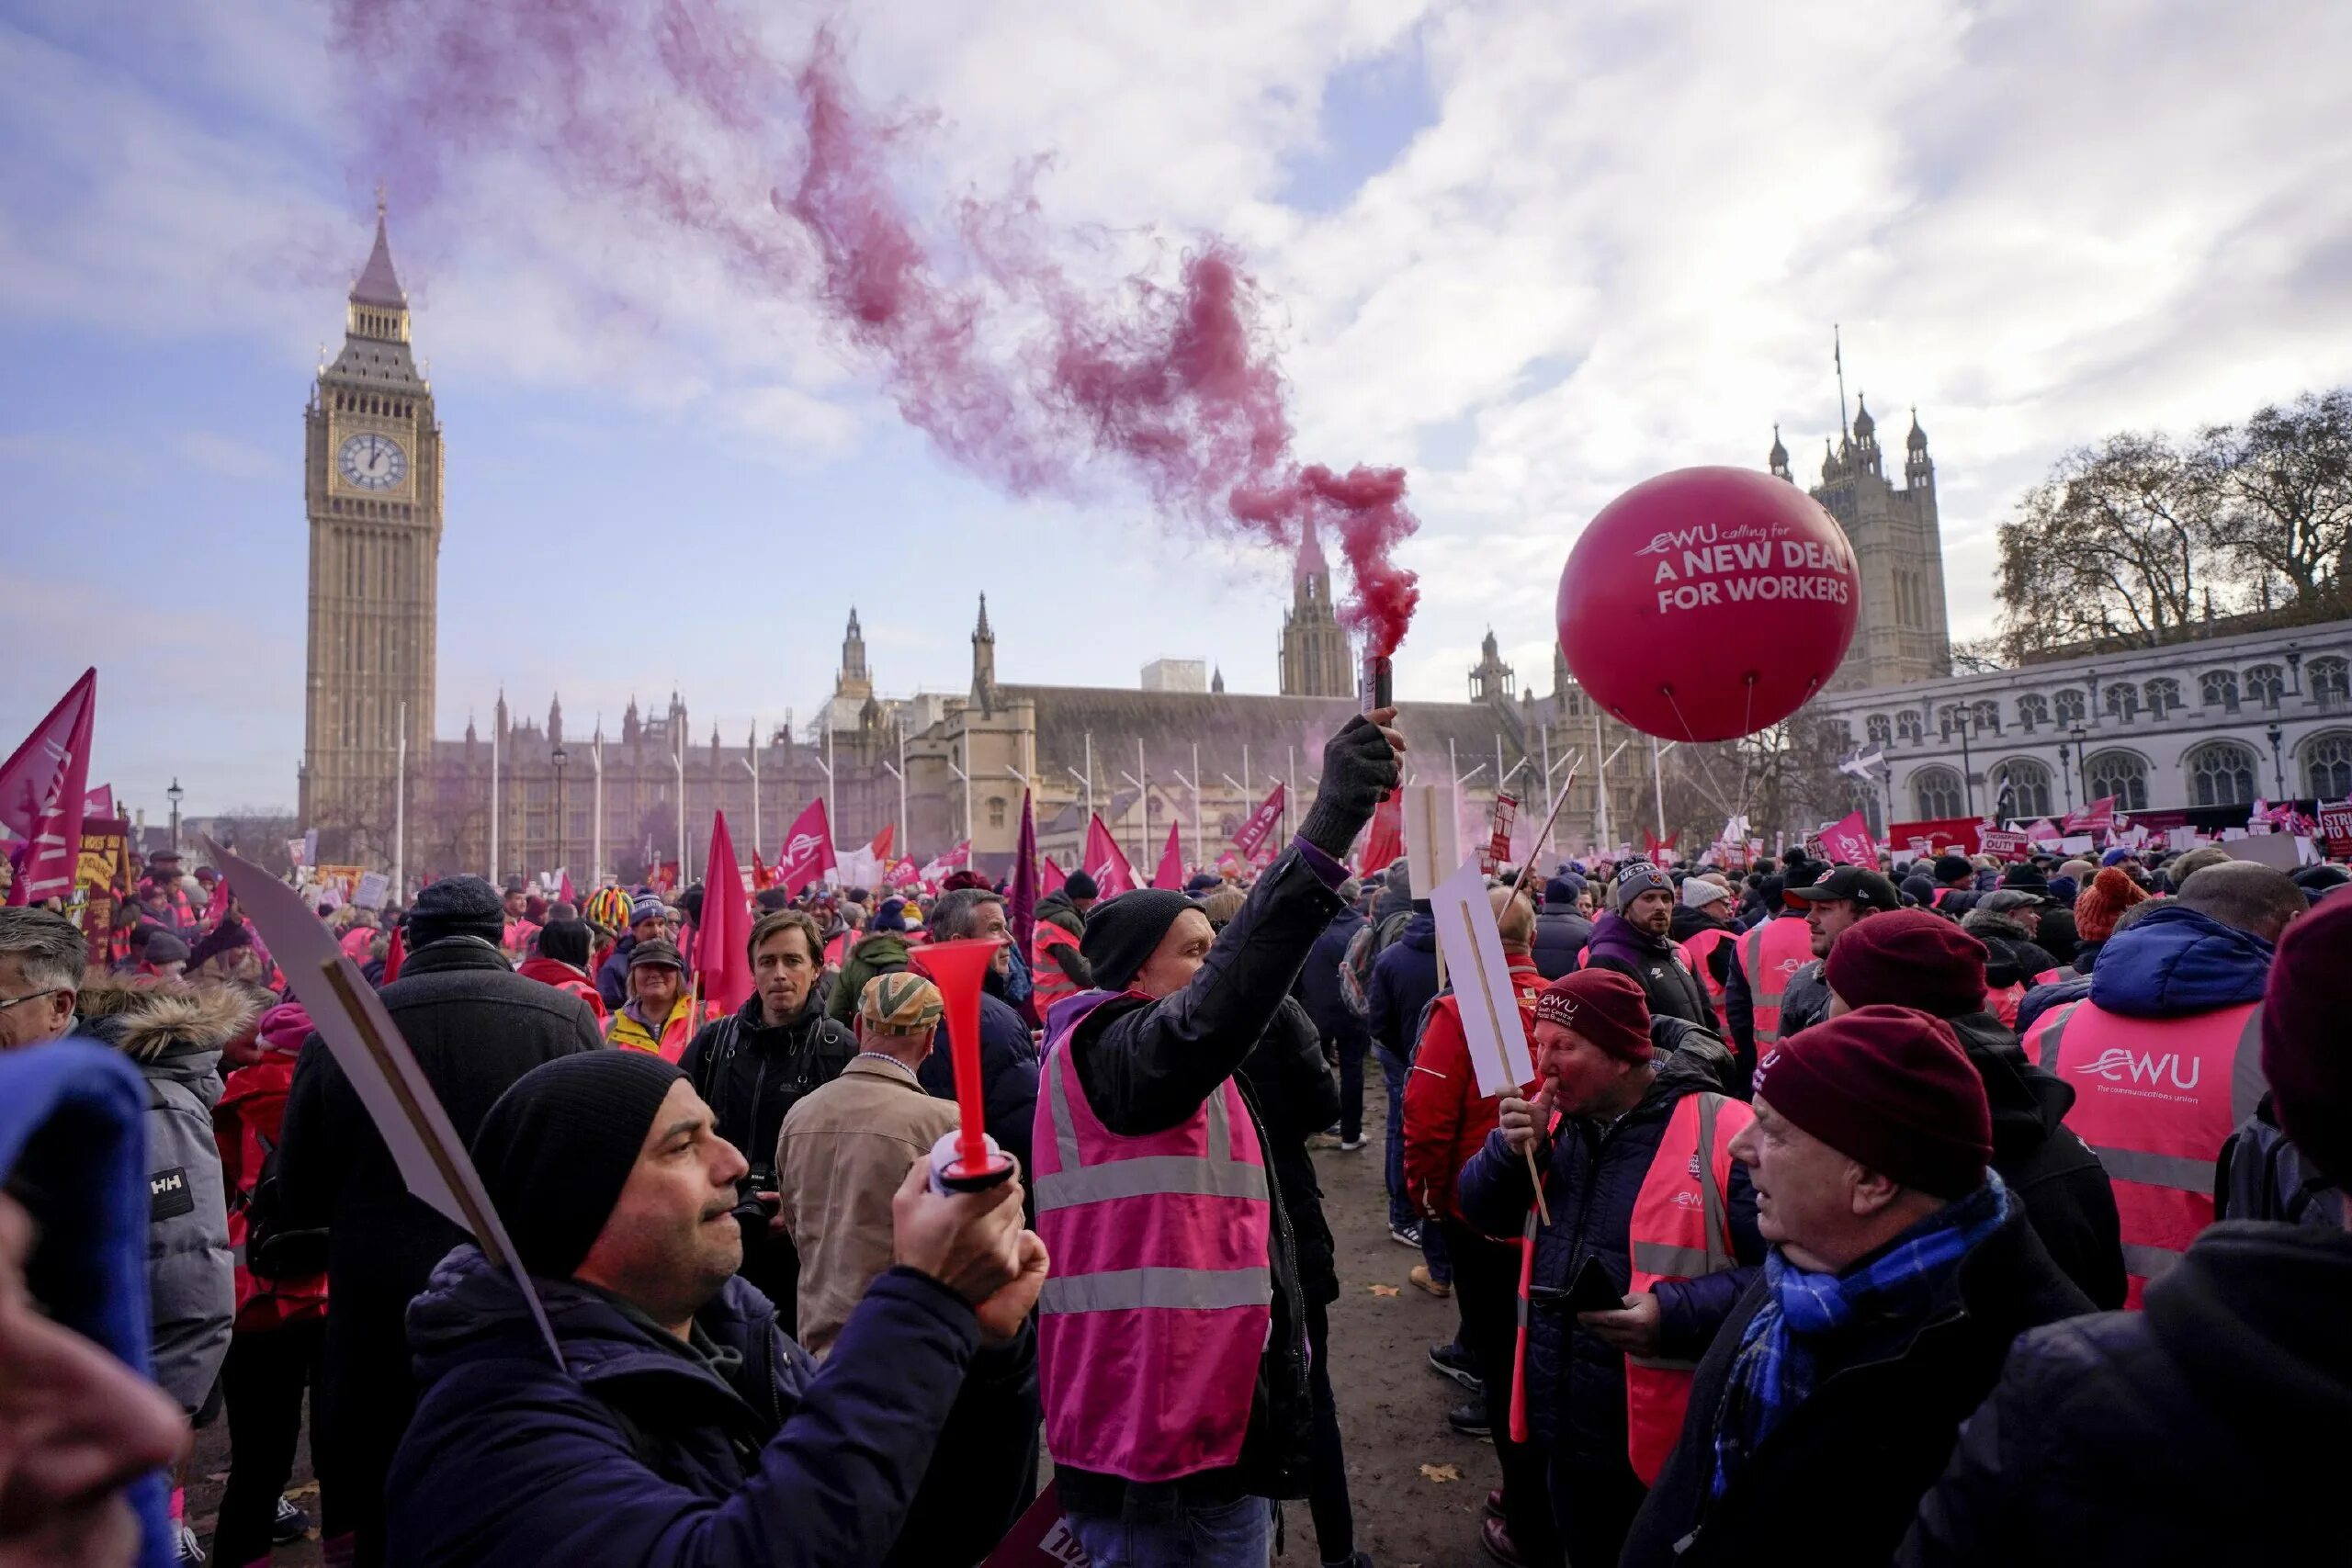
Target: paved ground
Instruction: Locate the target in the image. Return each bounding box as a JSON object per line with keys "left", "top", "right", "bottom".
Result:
{"left": 187, "top": 1074, "right": 1494, "bottom": 1567}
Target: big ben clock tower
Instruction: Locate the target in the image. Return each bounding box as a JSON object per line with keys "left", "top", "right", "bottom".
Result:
{"left": 300, "top": 197, "right": 442, "bottom": 863}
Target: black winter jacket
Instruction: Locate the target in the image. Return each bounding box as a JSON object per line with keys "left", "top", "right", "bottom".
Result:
{"left": 1455, "top": 1030, "right": 1763, "bottom": 1462}
{"left": 1059, "top": 846, "right": 1343, "bottom": 1511}
{"left": 389, "top": 1247, "right": 1036, "bottom": 1568}
{"left": 1531, "top": 906, "right": 1594, "bottom": 981}
{"left": 1900, "top": 1224, "right": 2352, "bottom": 1567}
{"left": 1624, "top": 1201, "right": 2091, "bottom": 1568}
{"left": 1241, "top": 996, "right": 1342, "bottom": 1307}
{"left": 1295, "top": 906, "right": 1369, "bottom": 1059}
{"left": 1945, "top": 1011, "right": 2126, "bottom": 1309}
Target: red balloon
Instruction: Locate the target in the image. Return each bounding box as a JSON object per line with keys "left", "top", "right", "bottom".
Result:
{"left": 1556, "top": 467, "right": 1859, "bottom": 741}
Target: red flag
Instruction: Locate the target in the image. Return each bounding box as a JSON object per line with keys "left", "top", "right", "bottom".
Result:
{"left": 1816, "top": 811, "right": 1874, "bottom": 866}
{"left": 1011, "top": 792, "right": 1039, "bottom": 966}
{"left": 83, "top": 784, "right": 113, "bottom": 819}
{"left": 2062, "top": 795, "right": 2117, "bottom": 834}
{"left": 695, "top": 811, "right": 754, "bottom": 1019}
{"left": 559, "top": 870, "right": 576, "bottom": 907}
{"left": 653, "top": 859, "right": 682, "bottom": 893}
{"left": 1357, "top": 792, "right": 1403, "bottom": 876}
{"left": 775, "top": 797, "right": 837, "bottom": 897}
{"left": 1231, "top": 783, "right": 1285, "bottom": 863}
{"left": 867, "top": 823, "right": 894, "bottom": 863}
{"left": 887, "top": 855, "right": 921, "bottom": 889}
{"left": 1152, "top": 823, "right": 1184, "bottom": 890}
{"left": 381, "top": 922, "right": 405, "bottom": 984}
{"left": 919, "top": 841, "right": 972, "bottom": 883}
{"left": 1083, "top": 813, "right": 1136, "bottom": 896}
{"left": 749, "top": 849, "right": 773, "bottom": 890}
{"left": 1642, "top": 827, "right": 1679, "bottom": 860}
{"left": 0, "top": 668, "right": 95, "bottom": 907}
{"left": 1040, "top": 855, "right": 1067, "bottom": 895}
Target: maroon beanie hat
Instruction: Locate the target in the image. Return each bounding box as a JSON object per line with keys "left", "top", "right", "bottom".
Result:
{"left": 1751, "top": 1005, "right": 1992, "bottom": 1199}
{"left": 2263, "top": 893, "right": 2352, "bottom": 1189}
{"left": 1533, "top": 969, "right": 1653, "bottom": 1062}
{"left": 1825, "top": 908, "right": 1988, "bottom": 1019}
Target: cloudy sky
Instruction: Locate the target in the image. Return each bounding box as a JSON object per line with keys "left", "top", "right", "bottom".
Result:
{"left": 6, "top": 0, "right": 2350, "bottom": 820}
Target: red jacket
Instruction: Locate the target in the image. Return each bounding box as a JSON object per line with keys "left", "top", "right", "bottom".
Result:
{"left": 213, "top": 1012, "right": 329, "bottom": 1332}
{"left": 1403, "top": 953, "right": 1544, "bottom": 1227}
{"left": 517, "top": 956, "right": 609, "bottom": 1022}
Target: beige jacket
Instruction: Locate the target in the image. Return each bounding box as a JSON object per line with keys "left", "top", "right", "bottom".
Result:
{"left": 774, "top": 1053, "right": 959, "bottom": 1358}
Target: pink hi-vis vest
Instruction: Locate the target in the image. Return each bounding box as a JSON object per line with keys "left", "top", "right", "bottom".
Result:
{"left": 2026, "top": 996, "right": 2263, "bottom": 1308}
{"left": 1032, "top": 992, "right": 1273, "bottom": 1483}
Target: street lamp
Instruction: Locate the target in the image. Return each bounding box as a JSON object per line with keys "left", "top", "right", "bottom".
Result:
{"left": 2066, "top": 726, "right": 2089, "bottom": 808}
{"left": 2267, "top": 722, "right": 2287, "bottom": 799}
{"left": 166, "top": 778, "right": 183, "bottom": 852}
{"left": 2056, "top": 741, "right": 2075, "bottom": 812}
{"left": 551, "top": 745, "right": 569, "bottom": 885}
{"left": 1939, "top": 716, "right": 1975, "bottom": 818}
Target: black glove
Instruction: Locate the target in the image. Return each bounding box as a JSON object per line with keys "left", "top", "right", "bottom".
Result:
{"left": 1298, "top": 714, "right": 1401, "bottom": 860}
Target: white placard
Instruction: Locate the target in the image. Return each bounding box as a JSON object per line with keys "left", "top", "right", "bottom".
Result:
{"left": 353, "top": 871, "right": 390, "bottom": 910}
{"left": 1401, "top": 783, "right": 1461, "bottom": 898}
{"left": 2060, "top": 834, "right": 2094, "bottom": 853}
{"left": 208, "top": 841, "right": 560, "bottom": 1363}
{"left": 1428, "top": 855, "right": 1531, "bottom": 1098}
{"left": 2222, "top": 832, "right": 2301, "bottom": 871}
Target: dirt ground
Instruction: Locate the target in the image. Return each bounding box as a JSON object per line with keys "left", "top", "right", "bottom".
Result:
{"left": 186, "top": 1073, "right": 1492, "bottom": 1568}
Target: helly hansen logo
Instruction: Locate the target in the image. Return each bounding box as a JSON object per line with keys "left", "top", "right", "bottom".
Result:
{"left": 2076, "top": 1048, "right": 2202, "bottom": 1091}
{"left": 150, "top": 1167, "right": 195, "bottom": 1221}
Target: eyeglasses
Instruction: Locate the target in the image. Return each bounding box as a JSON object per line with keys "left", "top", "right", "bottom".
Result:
{"left": 0, "top": 988, "right": 60, "bottom": 1014}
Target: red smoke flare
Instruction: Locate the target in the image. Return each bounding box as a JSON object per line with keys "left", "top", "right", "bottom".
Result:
{"left": 331, "top": 1, "right": 1420, "bottom": 654}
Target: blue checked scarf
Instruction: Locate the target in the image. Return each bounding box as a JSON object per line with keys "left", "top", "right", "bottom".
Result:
{"left": 1711, "top": 1174, "right": 2011, "bottom": 1498}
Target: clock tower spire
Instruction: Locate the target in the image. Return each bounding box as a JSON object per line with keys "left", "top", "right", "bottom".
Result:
{"left": 300, "top": 197, "right": 444, "bottom": 869}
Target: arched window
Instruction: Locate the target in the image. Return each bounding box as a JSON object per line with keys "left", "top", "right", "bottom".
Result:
{"left": 2104, "top": 684, "right": 2140, "bottom": 721}
{"left": 986, "top": 796, "right": 1007, "bottom": 830}
{"left": 2304, "top": 732, "right": 2352, "bottom": 799}
{"left": 1896, "top": 709, "right": 1924, "bottom": 743}
{"left": 2245, "top": 665, "right": 2286, "bottom": 707}
{"left": 2185, "top": 741, "right": 2258, "bottom": 807}
{"left": 2016, "top": 694, "right": 2050, "bottom": 732}
{"left": 1937, "top": 705, "right": 1968, "bottom": 737}
{"left": 1988, "top": 759, "right": 2052, "bottom": 818}
{"left": 1849, "top": 777, "right": 1883, "bottom": 839}
{"left": 2053, "top": 689, "right": 2086, "bottom": 726}
{"left": 1971, "top": 699, "right": 2001, "bottom": 734}
{"left": 2311, "top": 657, "right": 2349, "bottom": 703}
{"left": 2143, "top": 677, "right": 2181, "bottom": 718}
{"left": 1866, "top": 713, "right": 1893, "bottom": 746}
{"left": 1913, "top": 766, "right": 1965, "bottom": 818}
{"left": 2083, "top": 750, "right": 2150, "bottom": 811}
{"left": 2200, "top": 670, "right": 2239, "bottom": 710}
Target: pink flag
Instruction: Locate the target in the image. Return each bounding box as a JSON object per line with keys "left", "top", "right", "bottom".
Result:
{"left": 920, "top": 841, "right": 972, "bottom": 882}
{"left": 868, "top": 823, "right": 895, "bottom": 863}
{"left": 558, "top": 870, "right": 576, "bottom": 907}
{"left": 83, "top": 784, "right": 113, "bottom": 820}
{"left": 1817, "top": 810, "right": 1875, "bottom": 867}
{"left": 1357, "top": 792, "right": 1403, "bottom": 876}
{"left": 1083, "top": 813, "right": 1136, "bottom": 896}
{"left": 2063, "top": 795, "right": 2117, "bottom": 833}
{"left": 0, "top": 669, "right": 96, "bottom": 907}
{"left": 1152, "top": 824, "right": 1184, "bottom": 890}
{"left": 1040, "top": 855, "right": 1068, "bottom": 895}
{"left": 886, "top": 856, "right": 921, "bottom": 889}
{"left": 1231, "top": 783, "right": 1285, "bottom": 863}
{"left": 775, "top": 797, "right": 837, "bottom": 897}
{"left": 695, "top": 811, "right": 754, "bottom": 1019}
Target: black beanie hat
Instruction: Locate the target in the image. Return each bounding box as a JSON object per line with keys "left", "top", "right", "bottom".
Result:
{"left": 1063, "top": 870, "right": 1100, "bottom": 900}
{"left": 410, "top": 874, "right": 505, "bottom": 947}
{"left": 471, "top": 1052, "right": 687, "bottom": 1279}
{"left": 1080, "top": 890, "right": 1201, "bottom": 992}
{"left": 537, "top": 919, "right": 592, "bottom": 970}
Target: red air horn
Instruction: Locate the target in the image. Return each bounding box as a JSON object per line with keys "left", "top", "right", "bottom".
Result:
{"left": 912, "top": 937, "right": 1018, "bottom": 1191}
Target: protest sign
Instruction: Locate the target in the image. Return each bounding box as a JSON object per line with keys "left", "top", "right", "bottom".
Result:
{"left": 1401, "top": 783, "right": 1461, "bottom": 898}
{"left": 1977, "top": 829, "right": 2029, "bottom": 862}
{"left": 354, "top": 871, "right": 390, "bottom": 910}
{"left": 2319, "top": 801, "right": 2352, "bottom": 858}
{"left": 1429, "top": 856, "right": 1533, "bottom": 1096}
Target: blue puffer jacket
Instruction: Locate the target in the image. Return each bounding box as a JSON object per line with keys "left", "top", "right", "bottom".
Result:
{"left": 1456, "top": 1029, "right": 1763, "bottom": 1463}
{"left": 2083, "top": 903, "right": 2273, "bottom": 1018}
{"left": 1367, "top": 911, "right": 1440, "bottom": 1061}
{"left": 386, "top": 1247, "right": 1037, "bottom": 1568}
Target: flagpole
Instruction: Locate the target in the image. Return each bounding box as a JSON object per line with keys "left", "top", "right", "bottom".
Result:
{"left": 1137, "top": 739, "right": 1148, "bottom": 868}
{"left": 489, "top": 719, "right": 500, "bottom": 884}
{"left": 394, "top": 700, "right": 406, "bottom": 902}
{"left": 1287, "top": 746, "right": 1298, "bottom": 850}
{"left": 1650, "top": 734, "right": 1668, "bottom": 844}
{"left": 673, "top": 738, "right": 686, "bottom": 886}
{"left": 1191, "top": 742, "right": 1203, "bottom": 871}
{"left": 592, "top": 730, "right": 604, "bottom": 889}
{"left": 1594, "top": 713, "right": 1610, "bottom": 852}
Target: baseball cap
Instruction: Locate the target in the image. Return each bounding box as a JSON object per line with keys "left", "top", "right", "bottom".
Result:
{"left": 1784, "top": 865, "right": 1903, "bottom": 914}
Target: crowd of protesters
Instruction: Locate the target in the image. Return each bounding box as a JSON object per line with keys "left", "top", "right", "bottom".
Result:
{"left": 3, "top": 709, "right": 2348, "bottom": 1568}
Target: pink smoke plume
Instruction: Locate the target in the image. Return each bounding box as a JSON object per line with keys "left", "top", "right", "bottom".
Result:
{"left": 331, "top": 2, "right": 1419, "bottom": 654}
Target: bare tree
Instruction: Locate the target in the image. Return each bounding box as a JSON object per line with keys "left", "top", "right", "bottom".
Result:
{"left": 2197, "top": 388, "right": 2352, "bottom": 617}
{"left": 1995, "top": 432, "right": 2217, "bottom": 661}
{"left": 1951, "top": 637, "right": 2007, "bottom": 675}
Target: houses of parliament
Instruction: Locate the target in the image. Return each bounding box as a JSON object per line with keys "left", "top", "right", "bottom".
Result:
{"left": 300, "top": 209, "right": 1953, "bottom": 885}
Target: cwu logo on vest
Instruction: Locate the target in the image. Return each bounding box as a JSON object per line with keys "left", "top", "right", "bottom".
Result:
{"left": 2076, "top": 1046, "right": 2202, "bottom": 1091}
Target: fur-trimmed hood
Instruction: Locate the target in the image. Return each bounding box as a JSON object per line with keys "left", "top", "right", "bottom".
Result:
{"left": 75, "top": 976, "right": 261, "bottom": 1065}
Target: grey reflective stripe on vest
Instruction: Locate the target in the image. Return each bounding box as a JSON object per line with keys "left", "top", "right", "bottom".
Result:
{"left": 1035, "top": 1047, "right": 1267, "bottom": 1213}
{"left": 2120, "top": 1243, "right": 2184, "bottom": 1283}
{"left": 1039, "top": 1266, "right": 1273, "bottom": 1314}
{"left": 2227, "top": 1005, "right": 2267, "bottom": 1126}
{"left": 2087, "top": 1145, "right": 2216, "bottom": 1193}
{"left": 1743, "top": 928, "right": 1789, "bottom": 1044}
{"left": 1631, "top": 1241, "right": 1713, "bottom": 1277}
{"left": 2032, "top": 999, "right": 2082, "bottom": 1072}
{"left": 1696, "top": 1092, "right": 1733, "bottom": 1274}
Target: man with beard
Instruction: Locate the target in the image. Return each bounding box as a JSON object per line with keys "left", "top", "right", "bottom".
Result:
{"left": 1583, "top": 863, "right": 1712, "bottom": 1028}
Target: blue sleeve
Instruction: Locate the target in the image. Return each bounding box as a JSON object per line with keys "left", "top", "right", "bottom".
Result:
{"left": 1724, "top": 947, "right": 1755, "bottom": 1054}
{"left": 1456, "top": 1124, "right": 1540, "bottom": 1240}
{"left": 389, "top": 1269, "right": 981, "bottom": 1568}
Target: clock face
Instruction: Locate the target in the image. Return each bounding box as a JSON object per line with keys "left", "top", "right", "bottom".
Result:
{"left": 337, "top": 432, "right": 408, "bottom": 491}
